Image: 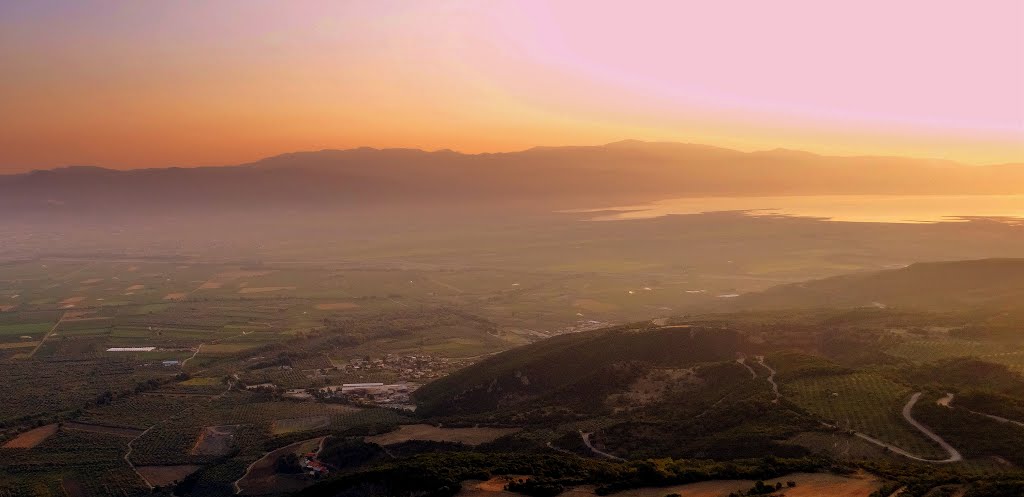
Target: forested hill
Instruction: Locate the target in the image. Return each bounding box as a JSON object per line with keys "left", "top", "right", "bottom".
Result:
{"left": 732, "top": 258, "right": 1024, "bottom": 311}
{"left": 413, "top": 324, "right": 744, "bottom": 417}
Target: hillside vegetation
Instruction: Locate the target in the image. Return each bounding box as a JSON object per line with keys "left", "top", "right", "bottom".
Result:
{"left": 733, "top": 258, "right": 1024, "bottom": 310}
{"left": 414, "top": 324, "right": 743, "bottom": 417}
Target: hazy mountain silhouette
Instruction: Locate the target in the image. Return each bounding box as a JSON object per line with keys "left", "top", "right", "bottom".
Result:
{"left": 3, "top": 141, "right": 1023, "bottom": 212}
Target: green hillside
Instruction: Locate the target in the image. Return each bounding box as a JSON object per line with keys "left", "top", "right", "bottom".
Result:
{"left": 734, "top": 258, "right": 1024, "bottom": 310}
{"left": 413, "top": 323, "right": 745, "bottom": 417}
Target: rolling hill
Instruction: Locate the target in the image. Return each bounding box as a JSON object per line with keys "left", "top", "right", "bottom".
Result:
{"left": 732, "top": 258, "right": 1024, "bottom": 310}
{"left": 413, "top": 323, "right": 745, "bottom": 417}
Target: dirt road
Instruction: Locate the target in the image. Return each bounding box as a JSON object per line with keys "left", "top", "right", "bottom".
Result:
{"left": 125, "top": 425, "right": 157, "bottom": 489}
{"left": 27, "top": 311, "right": 65, "bottom": 358}
{"left": 941, "top": 393, "right": 1024, "bottom": 428}
{"left": 233, "top": 436, "right": 326, "bottom": 495}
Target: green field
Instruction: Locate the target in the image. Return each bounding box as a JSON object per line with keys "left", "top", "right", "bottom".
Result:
{"left": 890, "top": 339, "right": 1024, "bottom": 373}
{"left": 782, "top": 372, "right": 948, "bottom": 460}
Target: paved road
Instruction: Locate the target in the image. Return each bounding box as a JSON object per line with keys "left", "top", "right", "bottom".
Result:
{"left": 852, "top": 392, "right": 962, "bottom": 463}
{"left": 770, "top": 368, "right": 961, "bottom": 464}
{"left": 903, "top": 392, "right": 961, "bottom": 462}
{"left": 943, "top": 393, "right": 1024, "bottom": 428}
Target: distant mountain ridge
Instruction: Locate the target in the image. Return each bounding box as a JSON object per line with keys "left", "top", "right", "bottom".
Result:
{"left": 3, "top": 141, "right": 1023, "bottom": 212}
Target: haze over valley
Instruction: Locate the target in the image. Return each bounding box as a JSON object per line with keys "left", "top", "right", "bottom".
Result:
{"left": 2, "top": 2, "right": 1023, "bottom": 497}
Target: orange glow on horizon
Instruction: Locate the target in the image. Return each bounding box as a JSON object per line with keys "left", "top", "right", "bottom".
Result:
{"left": 0, "top": 1, "right": 1020, "bottom": 171}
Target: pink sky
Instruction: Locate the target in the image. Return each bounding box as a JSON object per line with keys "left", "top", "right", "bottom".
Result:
{"left": 0, "top": 0, "right": 1021, "bottom": 170}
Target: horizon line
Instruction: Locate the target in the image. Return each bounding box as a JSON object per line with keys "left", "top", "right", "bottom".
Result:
{"left": 6, "top": 139, "right": 1022, "bottom": 176}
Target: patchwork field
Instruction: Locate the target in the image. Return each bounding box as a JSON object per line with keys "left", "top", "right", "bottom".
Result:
{"left": 890, "top": 339, "right": 1024, "bottom": 373}
{"left": 1, "top": 424, "right": 58, "bottom": 448}
{"left": 135, "top": 465, "right": 202, "bottom": 486}
{"left": 0, "top": 256, "right": 789, "bottom": 365}
{"left": 3, "top": 230, "right": 1023, "bottom": 497}
{"left": 62, "top": 422, "right": 144, "bottom": 437}
{"left": 270, "top": 416, "right": 332, "bottom": 435}
{"left": 191, "top": 425, "right": 241, "bottom": 456}
{"left": 891, "top": 339, "right": 1008, "bottom": 362}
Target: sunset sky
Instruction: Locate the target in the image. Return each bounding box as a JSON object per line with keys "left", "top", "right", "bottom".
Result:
{"left": 0, "top": 0, "right": 1021, "bottom": 172}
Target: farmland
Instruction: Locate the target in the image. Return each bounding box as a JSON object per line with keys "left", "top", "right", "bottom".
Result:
{"left": 1, "top": 424, "right": 58, "bottom": 448}
{"left": 0, "top": 428, "right": 149, "bottom": 496}
{"left": 0, "top": 257, "right": 631, "bottom": 433}
{"left": 781, "top": 372, "right": 948, "bottom": 460}
{"left": 364, "top": 424, "right": 520, "bottom": 446}
{"left": 0, "top": 258, "right": 704, "bottom": 369}
{"left": 3, "top": 219, "right": 1024, "bottom": 497}
{"left": 0, "top": 256, "right": 486, "bottom": 496}
{"left": 890, "top": 338, "right": 1024, "bottom": 373}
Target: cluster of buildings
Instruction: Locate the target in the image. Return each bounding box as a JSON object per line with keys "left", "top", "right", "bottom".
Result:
{"left": 242, "top": 354, "right": 479, "bottom": 407}
{"left": 339, "top": 354, "right": 467, "bottom": 380}
{"left": 301, "top": 452, "right": 329, "bottom": 477}
{"left": 317, "top": 382, "right": 417, "bottom": 409}
{"left": 556, "top": 320, "right": 613, "bottom": 335}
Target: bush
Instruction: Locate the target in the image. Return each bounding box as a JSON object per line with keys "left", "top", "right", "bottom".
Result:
{"left": 275, "top": 453, "right": 303, "bottom": 474}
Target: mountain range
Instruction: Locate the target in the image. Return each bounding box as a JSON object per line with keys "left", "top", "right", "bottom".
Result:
{"left": 3, "top": 140, "right": 1023, "bottom": 212}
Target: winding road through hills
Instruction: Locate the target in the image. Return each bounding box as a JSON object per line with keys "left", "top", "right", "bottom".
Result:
{"left": 827, "top": 393, "right": 961, "bottom": 463}
{"left": 760, "top": 357, "right": 960, "bottom": 463}
{"left": 896, "top": 392, "right": 962, "bottom": 463}
{"left": 940, "top": 393, "right": 1024, "bottom": 429}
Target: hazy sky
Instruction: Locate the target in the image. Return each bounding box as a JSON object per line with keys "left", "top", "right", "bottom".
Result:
{"left": 1, "top": 0, "right": 1021, "bottom": 171}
